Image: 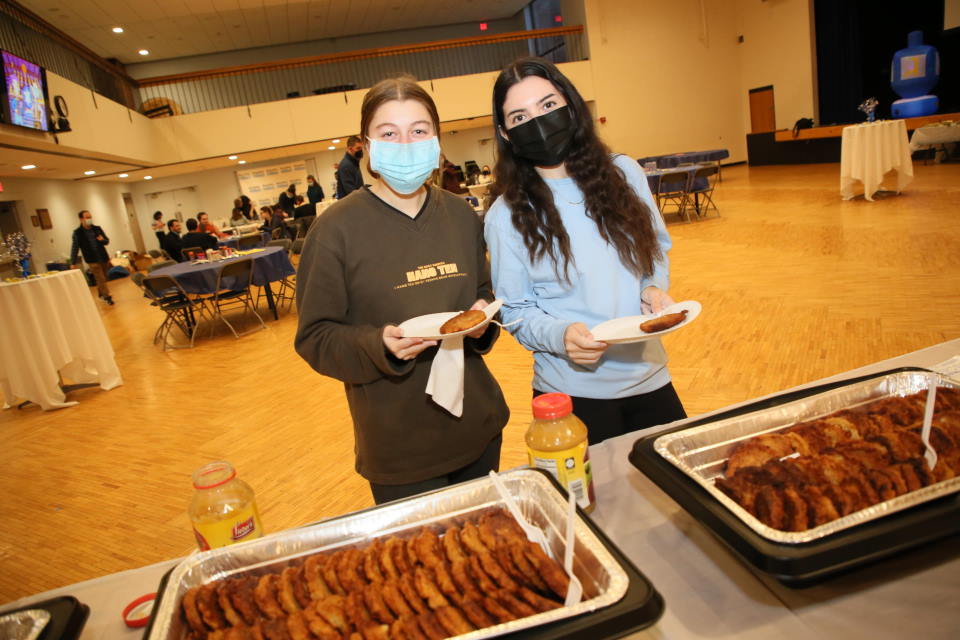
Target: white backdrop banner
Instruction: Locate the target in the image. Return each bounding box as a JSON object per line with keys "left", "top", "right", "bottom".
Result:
{"left": 237, "top": 161, "right": 308, "bottom": 209}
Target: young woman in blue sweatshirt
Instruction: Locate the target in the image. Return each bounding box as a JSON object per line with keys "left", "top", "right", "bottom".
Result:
{"left": 484, "top": 57, "right": 686, "bottom": 443}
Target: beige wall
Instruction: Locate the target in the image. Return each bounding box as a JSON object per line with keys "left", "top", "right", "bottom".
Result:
{"left": 0, "top": 178, "right": 133, "bottom": 267}
{"left": 581, "top": 0, "right": 746, "bottom": 161}
{"left": 735, "top": 0, "right": 816, "bottom": 132}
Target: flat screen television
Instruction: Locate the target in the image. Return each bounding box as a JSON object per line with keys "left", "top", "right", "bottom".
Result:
{"left": 1, "top": 50, "right": 50, "bottom": 131}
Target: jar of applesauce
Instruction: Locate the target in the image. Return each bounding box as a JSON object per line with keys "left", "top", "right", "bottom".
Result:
{"left": 188, "top": 461, "right": 263, "bottom": 551}
{"left": 526, "top": 393, "right": 596, "bottom": 512}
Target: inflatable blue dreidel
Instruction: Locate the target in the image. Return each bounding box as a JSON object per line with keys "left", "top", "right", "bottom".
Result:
{"left": 890, "top": 30, "right": 940, "bottom": 118}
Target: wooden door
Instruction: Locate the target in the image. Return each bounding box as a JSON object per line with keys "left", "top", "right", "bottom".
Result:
{"left": 122, "top": 194, "right": 146, "bottom": 254}
{"left": 749, "top": 85, "right": 776, "bottom": 133}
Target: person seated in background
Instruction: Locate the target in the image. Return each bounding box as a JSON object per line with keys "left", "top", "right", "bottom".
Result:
{"left": 479, "top": 165, "right": 493, "bottom": 183}
{"left": 228, "top": 207, "right": 247, "bottom": 228}
{"left": 258, "top": 206, "right": 273, "bottom": 234}
{"left": 441, "top": 158, "right": 468, "bottom": 194}
{"left": 181, "top": 218, "right": 219, "bottom": 255}
{"left": 306, "top": 174, "right": 325, "bottom": 204}
{"left": 197, "top": 212, "right": 225, "bottom": 238}
{"left": 293, "top": 195, "right": 315, "bottom": 219}
{"left": 162, "top": 219, "right": 186, "bottom": 262}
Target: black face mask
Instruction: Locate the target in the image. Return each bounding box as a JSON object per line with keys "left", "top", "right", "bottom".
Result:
{"left": 352, "top": 148, "right": 363, "bottom": 159}
{"left": 506, "top": 106, "right": 574, "bottom": 167}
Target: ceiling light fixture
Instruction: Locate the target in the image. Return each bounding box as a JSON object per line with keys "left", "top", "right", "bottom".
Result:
{"left": 238, "top": 160, "right": 247, "bottom": 164}
{"left": 144, "top": 175, "right": 153, "bottom": 180}
{"left": 138, "top": 49, "right": 150, "bottom": 56}
{"left": 228, "top": 155, "right": 238, "bottom": 160}
{"left": 119, "top": 173, "right": 129, "bottom": 178}
{"left": 332, "top": 139, "right": 341, "bottom": 143}
{"left": 112, "top": 26, "right": 124, "bottom": 33}
{"left": 327, "top": 145, "right": 335, "bottom": 150}
{"left": 84, "top": 170, "right": 96, "bottom": 175}
{"left": 21, "top": 164, "right": 36, "bottom": 170}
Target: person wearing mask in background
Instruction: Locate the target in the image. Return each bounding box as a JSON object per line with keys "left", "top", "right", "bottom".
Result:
{"left": 479, "top": 165, "right": 493, "bottom": 183}
{"left": 181, "top": 218, "right": 218, "bottom": 255}
{"left": 306, "top": 174, "right": 325, "bottom": 204}
{"left": 295, "top": 76, "right": 509, "bottom": 504}
{"left": 228, "top": 207, "right": 247, "bottom": 228}
{"left": 162, "top": 219, "right": 185, "bottom": 262}
{"left": 441, "top": 158, "right": 468, "bottom": 194}
{"left": 239, "top": 195, "right": 255, "bottom": 220}
{"left": 151, "top": 211, "right": 165, "bottom": 246}
{"left": 335, "top": 136, "right": 364, "bottom": 199}
{"left": 196, "top": 212, "right": 224, "bottom": 238}
{"left": 70, "top": 210, "right": 114, "bottom": 305}
{"left": 278, "top": 184, "right": 297, "bottom": 217}
{"left": 484, "top": 57, "right": 685, "bottom": 444}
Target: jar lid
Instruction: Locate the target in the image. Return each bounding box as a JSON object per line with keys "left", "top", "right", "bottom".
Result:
{"left": 192, "top": 461, "right": 236, "bottom": 489}
{"left": 532, "top": 393, "right": 573, "bottom": 419}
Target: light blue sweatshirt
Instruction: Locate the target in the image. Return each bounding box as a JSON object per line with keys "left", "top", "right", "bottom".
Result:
{"left": 484, "top": 154, "right": 673, "bottom": 399}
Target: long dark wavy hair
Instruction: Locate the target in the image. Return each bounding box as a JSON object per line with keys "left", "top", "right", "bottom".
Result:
{"left": 491, "top": 57, "right": 661, "bottom": 281}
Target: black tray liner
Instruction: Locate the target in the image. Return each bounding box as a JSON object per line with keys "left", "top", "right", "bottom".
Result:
{"left": 629, "top": 366, "right": 960, "bottom": 587}
{"left": 144, "top": 468, "right": 664, "bottom": 638}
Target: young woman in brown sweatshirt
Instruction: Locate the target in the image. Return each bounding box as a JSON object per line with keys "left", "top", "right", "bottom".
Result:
{"left": 295, "top": 77, "right": 509, "bottom": 504}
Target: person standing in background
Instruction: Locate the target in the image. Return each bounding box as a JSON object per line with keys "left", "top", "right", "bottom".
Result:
{"left": 239, "top": 195, "right": 255, "bottom": 220}
{"left": 278, "top": 184, "right": 297, "bottom": 217}
{"left": 306, "top": 174, "right": 325, "bottom": 204}
{"left": 70, "top": 210, "right": 114, "bottom": 305}
{"left": 151, "top": 211, "right": 165, "bottom": 246}
{"left": 335, "top": 136, "right": 364, "bottom": 199}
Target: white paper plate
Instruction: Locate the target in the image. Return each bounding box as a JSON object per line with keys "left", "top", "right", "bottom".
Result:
{"left": 590, "top": 300, "right": 701, "bottom": 344}
{"left": 399, "top": 299, "right": 504, "bottom": 340}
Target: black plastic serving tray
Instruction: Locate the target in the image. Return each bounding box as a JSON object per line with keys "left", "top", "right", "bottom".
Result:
{"left": 629, "top": 366, "right": 960, "bottom": 588}
{"left": 1, "top": 596, "right": 90, "bottom": 640}
{"left": 144, "top": 468, "right": 663, "bottom": 639}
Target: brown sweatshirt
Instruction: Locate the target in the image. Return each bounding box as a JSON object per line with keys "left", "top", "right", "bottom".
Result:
{"left": 295, "top": 186, "right": 510, "bottom": 485}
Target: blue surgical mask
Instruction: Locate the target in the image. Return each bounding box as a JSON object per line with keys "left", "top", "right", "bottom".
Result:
{"left": 368, "top": 137, "right": 440, "bottom": 195}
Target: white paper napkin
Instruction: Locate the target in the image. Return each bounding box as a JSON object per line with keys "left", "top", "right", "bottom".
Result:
{"left": 425, "top": 334, "right": 465, "bottom": 416}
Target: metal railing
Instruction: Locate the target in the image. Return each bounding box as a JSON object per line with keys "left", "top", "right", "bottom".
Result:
{"left": 136, "top": 26, "right": 585, "bottom": 116}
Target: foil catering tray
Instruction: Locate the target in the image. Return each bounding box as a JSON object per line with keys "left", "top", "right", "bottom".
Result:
{"left": 145, "top": 467, "right": 663, "bottom": 639}
{"left": 630, "top": 367, "right": 960, "bottom": 586}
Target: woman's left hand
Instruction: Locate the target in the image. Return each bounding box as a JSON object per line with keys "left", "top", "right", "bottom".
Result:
{"left": 641, "top": 286, "right": 675, "bottom": 314}
{"left": 466, "top": 299, "right": 491, "bottom": 339}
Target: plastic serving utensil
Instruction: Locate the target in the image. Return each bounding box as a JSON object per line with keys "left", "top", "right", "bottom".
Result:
{"left": 488, "top": 470, "right": 550, "bottom": 553}
{"left": 563, "top": 490, "right": 583, "bottom": 606}
{"left": 921, "top": 374, "right": 938, "bottom": 470}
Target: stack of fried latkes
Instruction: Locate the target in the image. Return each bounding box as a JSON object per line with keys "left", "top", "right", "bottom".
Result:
{"left": 716, "top": 388, "right": 960, "bottom": 531}
{"left": 180, "top": 508, "right": 571, "bottom": 640}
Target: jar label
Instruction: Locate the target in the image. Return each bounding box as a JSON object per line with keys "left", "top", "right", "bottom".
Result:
{"left": 528, "top": 442, "right": 594, "bottom": 509}
{"left": 191, "top": 503, "right": 263, "bottom": 551}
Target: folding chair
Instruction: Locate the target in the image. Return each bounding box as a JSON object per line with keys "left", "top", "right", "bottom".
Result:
{"left": 238, "top": 235, "right": 261, "bottom": 251}
{"left": 656, "top": 170, "right": 693, "bottom": 222}
{"left": 141, "top": 274, "right": 208, "bottom": 349}
{"left": 258, "top": 240, "right": 295, "bottom": 313}
{"left": 204, "top": 258, "right": 266, "bottom": 338}
{"left": 688, "top": 165, "right": 720, "bottom": 218}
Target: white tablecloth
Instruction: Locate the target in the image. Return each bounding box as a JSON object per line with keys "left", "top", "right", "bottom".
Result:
{"left": 2, "top": 340, "right": 958, "bottom": 638}
{"left": 840, "top": 120, "right": 914, "bottom": 201}
{"left": 909, "top": 123, "right": 960, "bottom": 151}
{"left": 0, "top": 270, "right": 122, "bottom": 409}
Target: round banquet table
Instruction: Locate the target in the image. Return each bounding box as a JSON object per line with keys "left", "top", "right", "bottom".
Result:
{"left": 1, "top": 340, "right": 957, "bottom": 638}
{"left": 840, "top": 120, "right": 914, "bottom": 201}
{"left": 0, "top": 269, "right": 122, "bottom": 410}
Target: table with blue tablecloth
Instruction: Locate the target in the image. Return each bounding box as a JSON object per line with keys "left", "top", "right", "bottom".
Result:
{"left": 637, "top": 148, "right": 730, "bottom": 169}
{"left": 150, "top": 246, "right": 294, "bottom": 320}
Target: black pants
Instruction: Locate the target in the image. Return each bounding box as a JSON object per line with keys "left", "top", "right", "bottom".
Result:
{"left": 533, "top": 382, "right": 686, "bottom": 445}
{"left": 368, "top": 434, "right": 502, "bottom": 505}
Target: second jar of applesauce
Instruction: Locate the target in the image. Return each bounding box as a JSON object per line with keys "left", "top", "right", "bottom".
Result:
{"left": 526, "top": 393, "right": 596, "bottom": 512}
{"left": 188, "top": 461, "right": 263, "bottom": 551}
